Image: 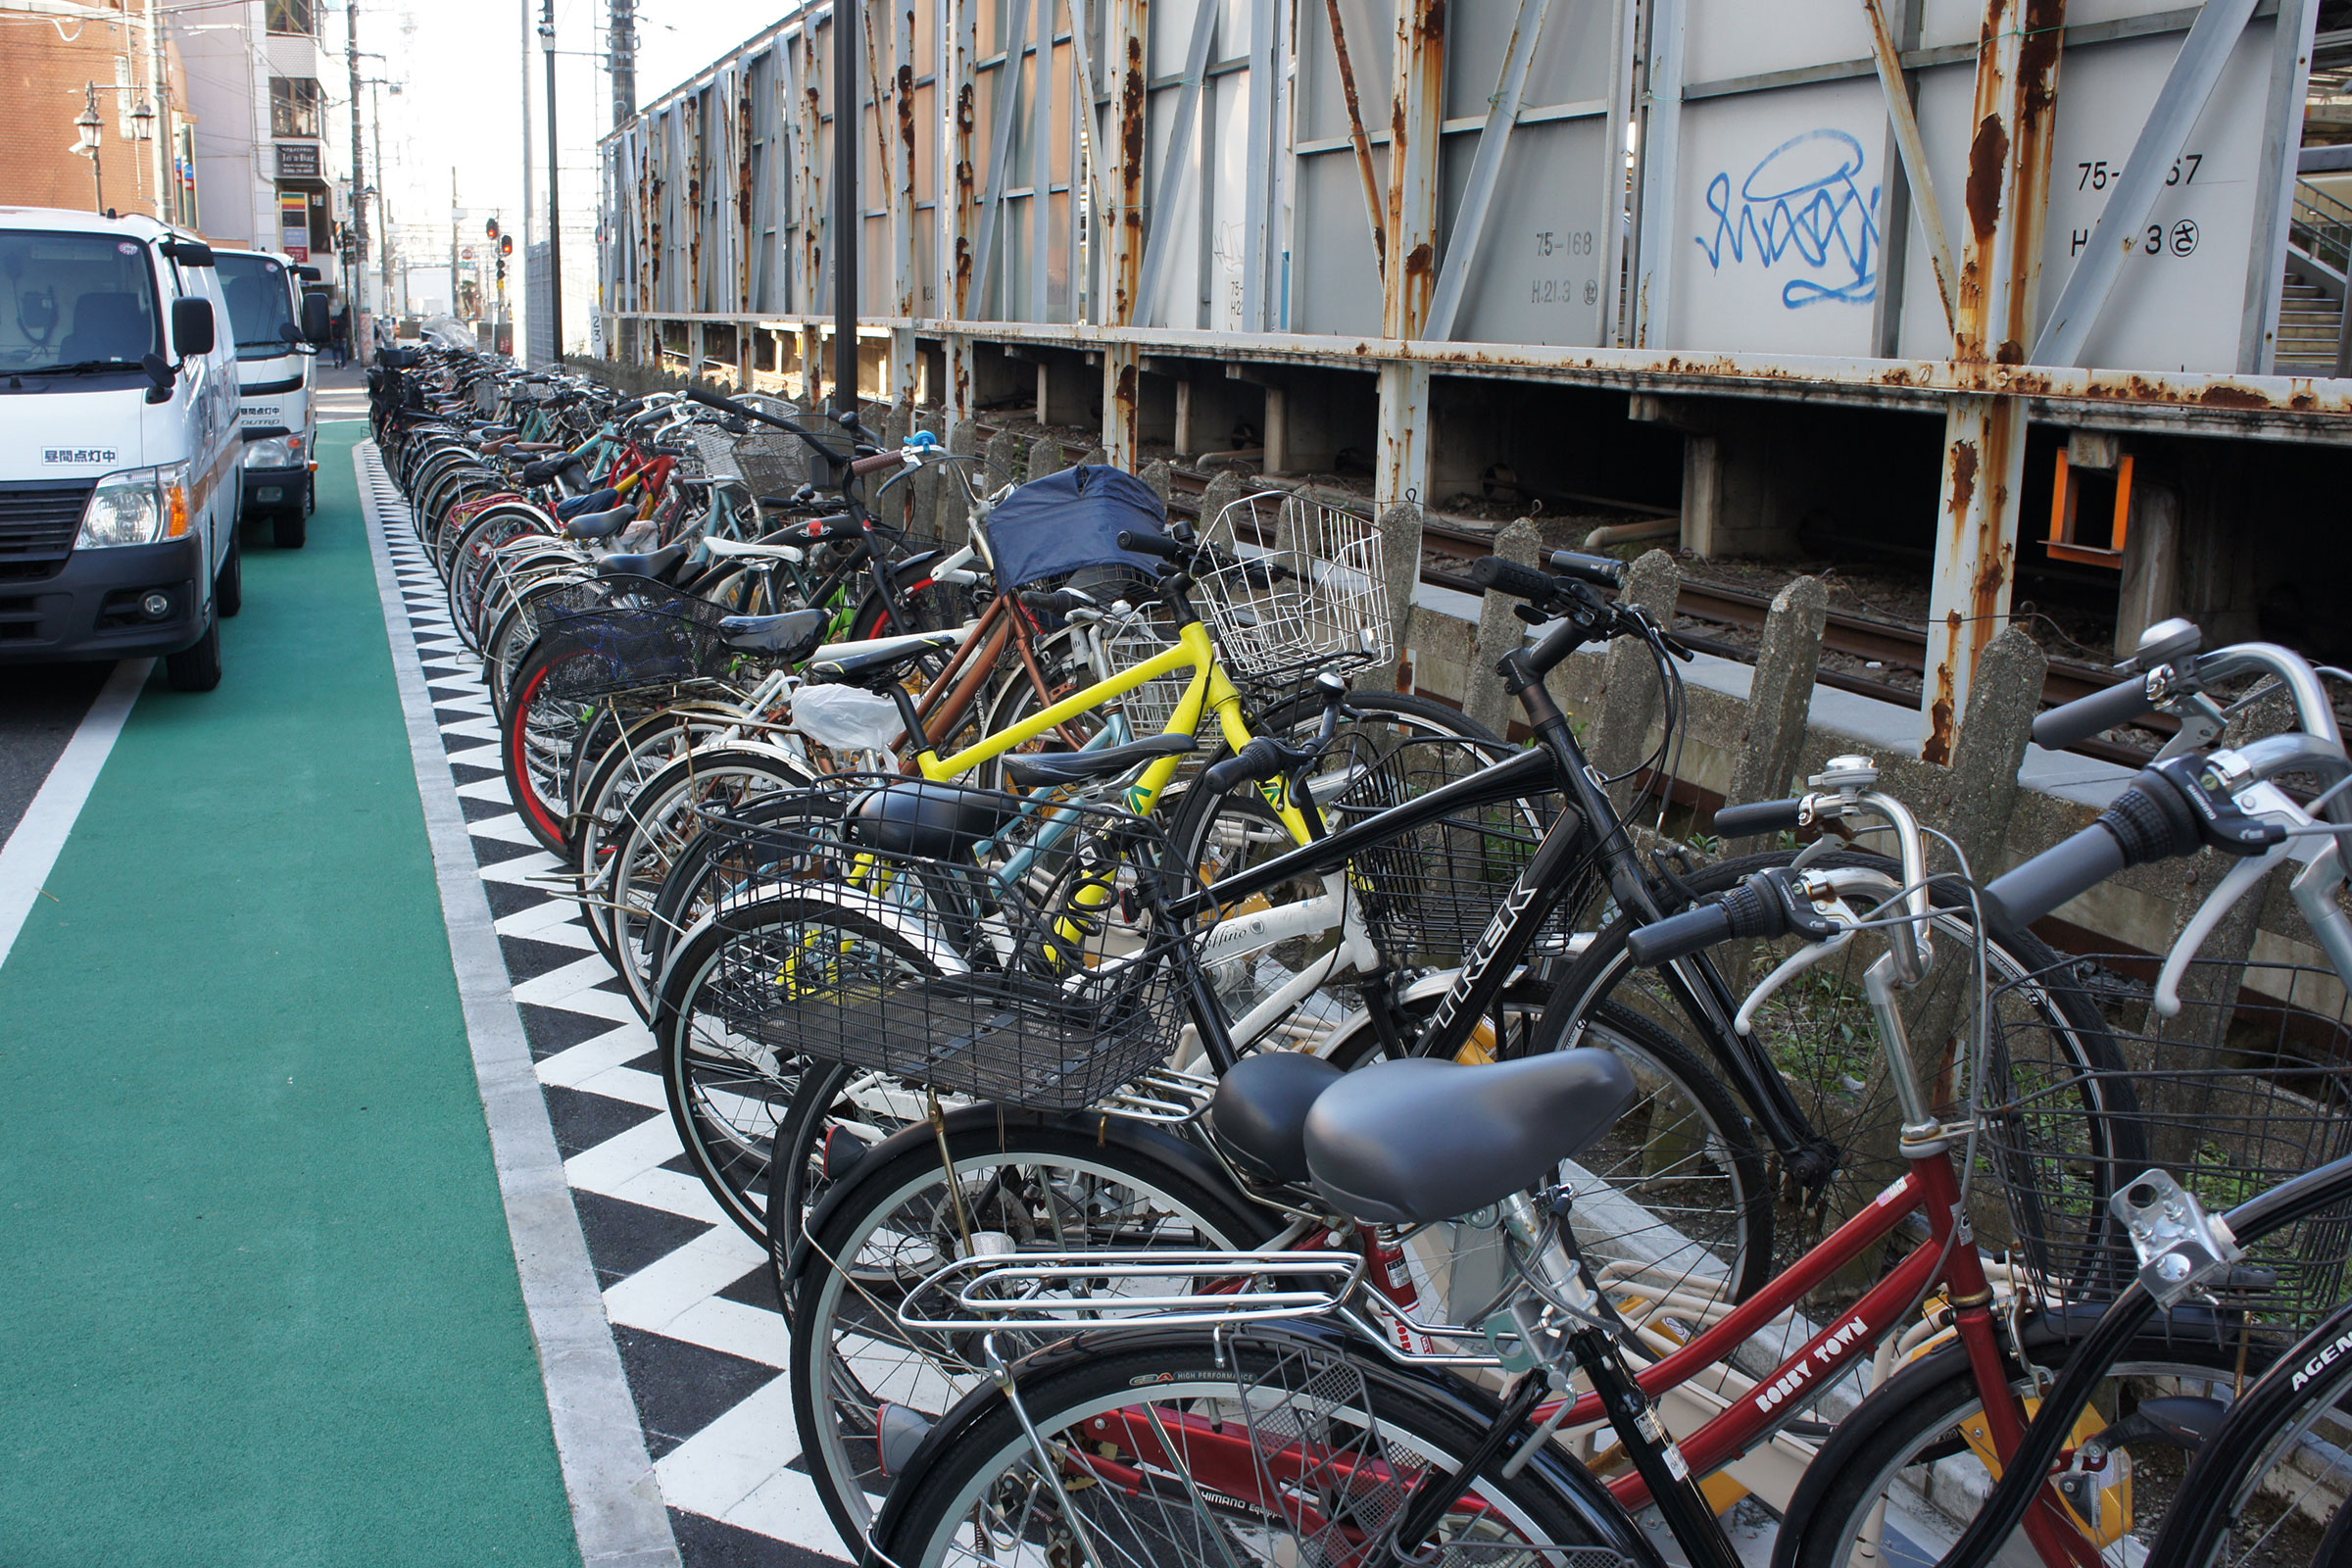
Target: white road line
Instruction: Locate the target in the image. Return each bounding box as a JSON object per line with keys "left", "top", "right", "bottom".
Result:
{"left": 0, "top": 658, "right": 151, "bottom": 971}
{"left": 357, "top": 445, "right": 682, "bottom": 1568}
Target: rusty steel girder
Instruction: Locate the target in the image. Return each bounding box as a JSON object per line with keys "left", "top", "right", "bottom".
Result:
{"left": 1101, "top": 0, "right": 1150, "bottom": 467}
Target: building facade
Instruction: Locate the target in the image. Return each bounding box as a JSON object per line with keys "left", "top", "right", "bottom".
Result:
{"left": 0, "top": 0, "right": 198, "bottom": 222}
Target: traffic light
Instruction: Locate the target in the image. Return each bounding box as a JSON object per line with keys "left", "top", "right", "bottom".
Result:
{"left": 485, "top": 217, "right": 500, "bottom": 240}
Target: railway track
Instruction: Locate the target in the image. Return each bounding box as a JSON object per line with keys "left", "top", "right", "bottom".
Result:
{"left": 972, "top": 420, "right": 2158, "bottom": 764}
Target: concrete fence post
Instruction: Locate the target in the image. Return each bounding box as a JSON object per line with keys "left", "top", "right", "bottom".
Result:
{"left": 1198, "top": 470, "right": 1250, "bottom": 533}
{"left": 1586, "top": 550, "right": 1683, "bottom": 810}
{"left": 1721, "top": 574, "right": 1829, "bottom": 854}
{"left": 1075, "top": 446, "right": 1107, "bottom": 469}
{"left": 986, "top": 427, "right": 1028, "bottom": 488}
{"left": 938, "top": 417, "right": 983, "bottom": 540}
{"left": 1465, "top": 518, "right": 1542, "bottom": 736}
{"left": 909, "top": 409, "right": 947, "bottom": 545}
{"left": 1141, "top": 459, "right": 1174, "bottom": 506}
{"left": 1375, "top": 502, "right": 1426, "bottom": 690}
{"left": 1027, "top": 436, "right": 1070, "bottom": 483}
{"left": 1937, "top": 623, "right": 2046, "bottom": 886}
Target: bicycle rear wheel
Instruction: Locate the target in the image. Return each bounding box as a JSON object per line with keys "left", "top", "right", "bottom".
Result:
{"left": 871, "top": 1324, "right": 1646, "bottom": 1568}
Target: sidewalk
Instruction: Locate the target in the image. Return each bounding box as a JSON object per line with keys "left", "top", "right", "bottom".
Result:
{"left": 0, "top": 422, "right": 580, "bottom": 1565}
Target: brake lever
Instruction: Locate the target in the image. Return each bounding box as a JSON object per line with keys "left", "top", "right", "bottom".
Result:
{"left": 1735, "top": 914, "right": 1860, "bottom": 1037}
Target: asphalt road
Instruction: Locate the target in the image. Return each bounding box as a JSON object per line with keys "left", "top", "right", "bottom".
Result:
{"left": 0, "top": 662, "right": 109, "bottom": 852}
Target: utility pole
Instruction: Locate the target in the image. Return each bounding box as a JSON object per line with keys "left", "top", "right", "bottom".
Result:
{"left": 146, "top": 0, "right": 171, "bottom": 220}
{"left": 346, "top": 0, "right": 368, "bottom": 366}
{"left": 541, "top": 0, "right": 562, "bottom": 365}
{"left": 608, "top": 0, "right": 635, "bottom": 129}
{"left": 372, "top": 79, "right": 392, "bottom": 320}
{"left": 449, "top": 168, "right": 459, "bottom": 321}
{"left": 831, "top": 0, "right": 858, "bottom": 420}
{"left": 520, "top": 0, "right": 534, "bottom": 365}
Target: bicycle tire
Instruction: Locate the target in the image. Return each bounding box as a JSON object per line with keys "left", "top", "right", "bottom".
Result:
{"left": 870, "top": 1321, "right": 1650, "bottom": 1568}
{"left": 1776, "top": 1323, "right": 2278, "bottom": 1568}
{"left": 784, "top": 1111, "right": 1276, "bottom": 1548}
{"left": 655, "top": 894, "right": 926, "bottom": 1243}
{"left": 2141, "top": 1298, "right": 2352, "bottom": 1568}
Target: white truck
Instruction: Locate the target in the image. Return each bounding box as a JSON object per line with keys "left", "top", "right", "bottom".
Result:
{"left": 216, "top": 247, "right": 328, "bottom": 547}
{"left": 0, "top": 208, "right": 243, "bottom": 691}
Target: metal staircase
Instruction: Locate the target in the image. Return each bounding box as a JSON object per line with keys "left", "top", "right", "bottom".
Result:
{"left": 2280, "top": 178, "right": 2352, "bottom": 374}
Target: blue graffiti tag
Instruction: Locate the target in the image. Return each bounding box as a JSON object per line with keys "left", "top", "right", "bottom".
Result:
{"left": 1695, "top": 128, "right": 1881, "bottom": 308}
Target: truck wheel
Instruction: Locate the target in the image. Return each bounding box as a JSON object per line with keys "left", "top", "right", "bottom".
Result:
{"left": 273, "top": 505, "right": 307, "bottom": 550}
{"left": 217, "top": 535, "right": 243, "bottom": 617}
{"left": 167, "top": 613, "right": 222, "bottom": 692}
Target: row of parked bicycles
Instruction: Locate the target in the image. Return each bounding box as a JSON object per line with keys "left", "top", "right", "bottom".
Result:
{"left": 369, "top": 345, "right": 2352, "bottom": 1568}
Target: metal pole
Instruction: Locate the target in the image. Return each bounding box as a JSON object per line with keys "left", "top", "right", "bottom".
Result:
{"left": 521, "top": 0, "right": 534, "bottom": 364}
{"left": 543, "top": 0, "right": 562, "bottom": 364}
{"left": 832, "top": 0, "right": 859, "bottom": 418}
{"left": 373, "top": 80, "right": 392, "bottom": 319}
{"left": 348, "top": 0, "right": 368, "bottom": 366}
{"left": 450, "top": 167, "right": 460, "bottom": 321}
{"left": 147, "top": 0, "right": 171, "bottom": 220}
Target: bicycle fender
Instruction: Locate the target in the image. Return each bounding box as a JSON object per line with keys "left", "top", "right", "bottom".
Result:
{"left": 783, "top": 1105, "right": 1250, "bottom": 1294}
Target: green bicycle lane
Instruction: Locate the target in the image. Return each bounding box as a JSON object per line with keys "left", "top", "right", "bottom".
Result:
{"left": 0, "top": 423, "right": 580, "bottom": 1565}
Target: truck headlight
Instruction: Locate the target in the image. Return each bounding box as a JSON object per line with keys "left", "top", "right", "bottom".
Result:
{"left": 244, "top": 436, "right": 297, "bottom": 468}
{"left": 75, "top": 463, "right": 191, "bottom": 549}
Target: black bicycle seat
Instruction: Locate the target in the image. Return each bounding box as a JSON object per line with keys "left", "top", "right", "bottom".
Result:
{"left": 1001, "top": 734, "right": 1199, "bottom": 791}
{"left": 524, "top": 454, "right": 589, "bottom": 486}
{"left": 595, "top": 540, "right": 691, "bottom": 581}
{"left": 803, "top": 629, "right": 962, "bottom": 685}
{"left": 1208, "top": 1051, "right": 1345, "bottom": 1187}
{"left": 556, "top": 487, "right": 621, "bottom": 519}
{"left": 852, "top": 781, "right": 1020, "bottom": 859}
{"left": 718, "top": 608, "right": 829, "bottom": 661}
{"left": 565, "top": 505, "right": 635, "bottom": 541}
{"left": 1304, "top": 1051, "right": 1637, "bottom": 1227}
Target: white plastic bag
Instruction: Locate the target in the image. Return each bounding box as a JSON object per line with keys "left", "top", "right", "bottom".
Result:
{"left": 788, "top": 682, "right": 905, "bottom": 754}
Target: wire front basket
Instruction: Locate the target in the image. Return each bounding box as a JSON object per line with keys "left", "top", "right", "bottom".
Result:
{"left": 1196, "top": 492, "right": 1393, "bottom": 681}
{"left": 693, "top": 774, "right": 1201, "bottom": 1111}
{"left": 1322, "top": 735, "right": 1563, "bottom": 967}
{"left": 531, "top": 576, "right": 753, "bottom": 704}
{"left": 1978, "top": 956, "right": 2352, "bottom": 1334}
{"left": 1096, "top": 612, "right": 1194, "bottom": 740}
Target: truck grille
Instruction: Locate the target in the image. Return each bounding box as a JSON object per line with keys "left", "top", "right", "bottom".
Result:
{"left": 0, "top": 481, "right": 95, "bottom": 580}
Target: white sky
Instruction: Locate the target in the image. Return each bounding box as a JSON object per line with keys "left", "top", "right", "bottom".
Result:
{"left": 337, "top": 0, "right": 784, "bottom": 311}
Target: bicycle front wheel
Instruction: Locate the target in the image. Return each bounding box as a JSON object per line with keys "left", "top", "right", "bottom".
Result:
{"left": 1780, "top": 1325, "right": 2276, "bottom": 1568}
{"left": 871, "top": 1324, "right": 1644, "bottom": 1568}
{"left": 2142, "top": 1299, "right": 2352, "bottom": 1568}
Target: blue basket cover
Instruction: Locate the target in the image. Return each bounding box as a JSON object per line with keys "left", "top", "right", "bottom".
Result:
{"left": 983, "top": 465, "right": 1170, "bottom": 590}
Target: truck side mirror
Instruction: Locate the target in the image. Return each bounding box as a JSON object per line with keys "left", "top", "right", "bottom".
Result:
{"left": 301, "top": 291, "right": 331, "bottom": 345}
{"left": 171, "top": 296, "right": 216, "bottom": 358}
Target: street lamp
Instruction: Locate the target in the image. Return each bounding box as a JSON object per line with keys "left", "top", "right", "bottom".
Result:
{"left": 131, "top": 97, "right": 156, "bottom": 142}
{"left": 74, "top": 85, "right": 104, "bottom": 212}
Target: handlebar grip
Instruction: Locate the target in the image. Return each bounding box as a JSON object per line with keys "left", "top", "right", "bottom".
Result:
{"left": 1714, "top": 798, "right": 1804, "bottom": 838}
{"left": 849, "top": 450, "right": 902, "bottom": 476}
{"left": 1019, "top": 588, "right": 1087, "bottom": 617}
{"left": 1204, "top": 737, "right": 1291, "bottom": 794}
{"left": 1625, "top": 905, "right": 1736, "bottom": 967}
{"left": 2032, "top": 675, "right": 2156, "bottom": 750}
{"left": 1984, "top": 822, "right": 2127, "bottom": 927}
{"left": 1467, "top": 555, "right": 1558, "bottom": 602}
{"left": 1115, "top": 528, "right": 1189, "bottom": 562}
{"left": 1548, "top": 550, "right": 1630, "bottom": 588}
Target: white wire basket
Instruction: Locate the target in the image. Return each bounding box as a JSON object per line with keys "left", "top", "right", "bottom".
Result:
{"left": 1196, "top": 492, "right": 1394, "bottom": 681}
{"left": 1098, "top": 613, "right": 1194, "bottom": 739}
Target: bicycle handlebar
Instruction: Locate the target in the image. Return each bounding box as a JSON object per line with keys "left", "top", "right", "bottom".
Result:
{"left": 2031, "top": 675, "right": 2156, "bottom": 750}
{"left": 1115, "top": 528, "right": 1190, "bottom": 563}
{"left": 1713, "top": 798, "right": 1804, "bottom": 838}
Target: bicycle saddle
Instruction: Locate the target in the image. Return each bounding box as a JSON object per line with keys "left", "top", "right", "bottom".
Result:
{"left": 717, "top": 608, "right": 829, "bottom": 660}
{"left": 803, "top": 628, "right": 964, "bottom": 685}
{"left": 1001, "top": 733, "right": 1199, "bottom": 791}
{"left": 595, "top": 540, "right": 691, "bottom": 581}
{"left": 565, "top": 505, "right": 635, "bottom": 541}
{"left": 555, "top": 487, "right": 620, "bottom": 520}
{"left": 852, "top": 781, "right": 1021, "bottom": 859}
{"left": 1208, "top": 1051, "right": 1345, "bottom": 1186}
{"left": 520, "top": 454, "right": 586, "bottom": 485}
{"left": 1303, "top": 1051, "right": 1637, "bottom": 1227}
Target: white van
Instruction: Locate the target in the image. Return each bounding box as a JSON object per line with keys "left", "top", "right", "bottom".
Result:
{"left": 216, "top": 247, "right": 328, "bottom": 547}
{"left": 0, "top": 208, "right": 242, "bottom": 690}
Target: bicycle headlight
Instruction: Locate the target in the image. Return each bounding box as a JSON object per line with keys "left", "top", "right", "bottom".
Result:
{"left": 75, "top": 463, "right": 191, "bottom": 549}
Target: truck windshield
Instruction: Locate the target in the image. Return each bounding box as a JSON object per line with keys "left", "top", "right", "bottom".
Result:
{"left": 0, "top": 231, "right": 162, "bottom": 374}
{"left": 218, "top": 253, "right": 298, "bottom": 361}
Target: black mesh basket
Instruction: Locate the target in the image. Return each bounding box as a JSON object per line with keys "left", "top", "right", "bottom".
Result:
{"left": 1319, "top": 734, "right": 1564, "bottom": 967}
{"left": 693, "top": 774, "right": 1200, "bottom": 1111}
{"left": 1978, "top": 955, "right": 2352, "bottom": 1334}
{"left": 531, "top": 577, "right": 751, "bottom": 704}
